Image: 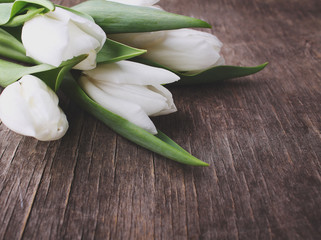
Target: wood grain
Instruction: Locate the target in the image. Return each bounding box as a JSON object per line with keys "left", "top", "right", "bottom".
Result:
{"left": 1, "top": 0, "right": 320, "bottom": 239}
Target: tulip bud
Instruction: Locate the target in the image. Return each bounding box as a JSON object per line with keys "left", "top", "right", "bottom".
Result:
{"left": 0, "top": 75, "right": 69, "bottom": 141}
{"left": 22, "top": 7, "right": 106, "bottom": 70}
{"left": 110, "top": 29, "right": 224, "bottom": 72}
{"left": 79, "top": 61, "right": 179, "bottom": 134}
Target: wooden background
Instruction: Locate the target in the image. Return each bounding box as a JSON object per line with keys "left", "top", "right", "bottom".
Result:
{"left": 1, "top": 0, "right": 320, "bottom": 239}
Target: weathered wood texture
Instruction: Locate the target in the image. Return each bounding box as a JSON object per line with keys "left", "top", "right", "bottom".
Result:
{"left": 1, "top": 0, "right": 320, "bottom": 239}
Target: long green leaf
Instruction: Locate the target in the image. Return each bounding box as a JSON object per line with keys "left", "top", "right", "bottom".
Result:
{"left": 155, "top": 131, "right": 191, "bottom": 155}
{"left": 97, "top": 38, "right": 146, "bottom": 64}
{"left": 0, "top": 0, "right": 54, "bottom": 26}
{"left": 0, "top": 59, "right": 52, "bottom": 87}
{"left": 134, "top": 58, "right": 268, "bottom": 85}
{"left": 0, "top": 55, "right": 86, "bottom": 89}
{"left": 176, "top": 63, "right": 269, "bottom": 85}
{"left": 34, "top": 54, "right": 87, "bottom": 90}
{"left": 72, "top": 0, "right": 211, "bottom": 34}
{"left": 61, "top": 74, "right": 209, "bottom": 166}
{"left": 0, "top": 3, "right": 13, "bottom": 25}
{"left": 0, "top": 27, "right": 24, "bottom": 52}
{"left": 14, "top": 0, "right": 54, "bottom": 10}
{"left": 0, "top": 27, "right": 36, "bottom": 63}
{"left": 4, "top": 6, "right": 44, "bottom": 27}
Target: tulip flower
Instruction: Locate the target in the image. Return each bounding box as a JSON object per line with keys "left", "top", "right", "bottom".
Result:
{"left": 21, "top": 7, "right": 106, "bottom": 70}
{"left": 107, "top": 0, "right": 159, "bottom": 6}
{"left": 0, "top": 75, "right": 69, "bottom": 141}
{"left": 78, "top": 61, "right": 179, "bottom": 134}
{"left": 110, "top": 28, "right": 224, "bottom": 72}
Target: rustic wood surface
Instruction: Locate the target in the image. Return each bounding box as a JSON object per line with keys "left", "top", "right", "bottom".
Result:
{"left": 1, "top": 0, "right": 320, "bottom": 239}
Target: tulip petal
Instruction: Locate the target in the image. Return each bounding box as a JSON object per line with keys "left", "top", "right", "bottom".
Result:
{"left": 0, "top": 81, "right": 36, "bottom": 136}
{"left": 73, "top": 49, "right": 97, "bottom": 70}
{"left": 51, "top": 7, "right": 106, "bottom": 51}
{"left": 148, "top": 84, "right": 177, "bottom": 116}
{"left": 92, "top": 81, "right": 169, "bottom": 116}
{"left": 83, "top": 61, "right": 180, "bottom": 85}
{"left": 22, "top": 14, "right": 69, "bottom": 67}
{"left": 78, "top": 76, "right": 158, "bottom": 134}
{"left": 62, "top": 21, "right": 101, "bottom": 70}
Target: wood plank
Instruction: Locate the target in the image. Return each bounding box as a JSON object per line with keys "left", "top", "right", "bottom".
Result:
{"left": 0, "top": 0, "right": 320, "bottom": 239}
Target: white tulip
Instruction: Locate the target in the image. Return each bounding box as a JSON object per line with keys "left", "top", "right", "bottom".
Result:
{"left": 107, "top": 0, "right": 159, "bottom": 6}
{"left": 22, "top": 7, "right": 106, "bottom": 70}
{"left": 110, "top": 29, "right": 224, "bottom": 72}
{"left": 0, "top": 75, "right": 69, "bottom": 141}
{"left": 79, "top": 61, "right": 179, "bottom": 134}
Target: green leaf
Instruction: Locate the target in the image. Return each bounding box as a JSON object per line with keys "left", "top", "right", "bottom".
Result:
{"left": 0, "top": 59, "right": 52, "bottom": 87}
{"left": 0, "top": 27, "right": 23, "bottom": 52}
{"left": 0, "top": 55, "right": 86, "bottom": 89}
{"left": 34, "top": 54, "right": 87, "bottom": 91}
{"left": 155, "top": 131, "right": 191, "bottom": 155}
{"left": 0, "top": 3, "right": 13, "bottom": 25}
{"left": 0, "top": 27, "right": 37, "bottom": 63}
{"left": 1, "top": 25, "right": 22, "bottom": 40}
{"left": 0, "top": 0, "right": 54, "bottom": 26}
{"left": 12, "top": 0, "right": 54, "bottom": 12}
{"left": 134, "top": 58, "right": 268, "bottom": 85}
{"left": 176, "top": 63, "right": 269, "bottom": 85}
{"left": 61, "top": 73, "right": 209, "bottom": 166}
{"left": 4, "top": 6, "right": 44, "bottom": 27}
{"left": 97, "top": 38, "right": 146, "bottom": 64}
{"left": 72, "top": 0, "right": 211, "bottom": 34}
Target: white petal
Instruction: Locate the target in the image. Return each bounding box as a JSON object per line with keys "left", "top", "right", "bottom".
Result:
{"left": 0, "top": 81, "right": 36, "bottom": 136}
{"left": 73, "top": 49, "right": 97, "bottom": 70}
{"left": 63, "top": 21, "right": 100, "bottom": 69}
{"left": 22, "top": 15, "right": 69, "bottom": 67}
{"left": 93, "top": 81, "right": 169, "bottom": 116}
{"left": 79, "top": 76, "right": 158, "bottom": 134}
{"left": 148, "top": 84, "right": 177, "bottom": 116}
{"left": 83, "top": 61, "right": 179, "bottom": 85}
{"left": 47, "top": 7, "right": 106, "bottom": 51}
{"left": 48, "top": 7, "right": 106, "bottom": 68}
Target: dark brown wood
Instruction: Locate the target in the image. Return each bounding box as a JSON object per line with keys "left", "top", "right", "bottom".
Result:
{"left": 1, "top": 0, "right": 320, "bottom": 239}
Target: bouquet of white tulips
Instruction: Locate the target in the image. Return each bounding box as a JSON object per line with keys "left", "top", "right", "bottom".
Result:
{"left": 0, "top": 0, "right": 267, "bottom": 166}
